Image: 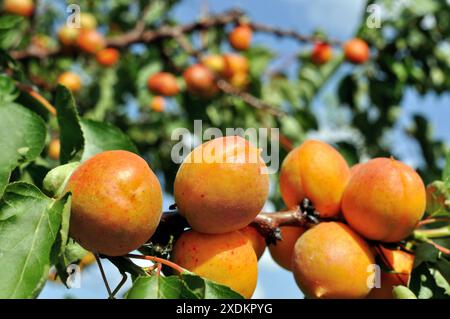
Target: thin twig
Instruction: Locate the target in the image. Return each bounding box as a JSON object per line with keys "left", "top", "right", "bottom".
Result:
{"left": 126, "top": 254, "right": 185, "bottom": 274}
{"left": 95, "top": 254, "right": 114, "bottom": 299}
{"left": 111, "top": 272, "right": 128, "bottom": 298}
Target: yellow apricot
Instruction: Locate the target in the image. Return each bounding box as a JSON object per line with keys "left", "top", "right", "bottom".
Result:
{"left": 269, "top": 226, "right": 305, "bottom": 270}
{"left": 174, "top": 136, "right": 269, "bottom": 234}
{"left": 171, "top": 230, "right": 258, "bottom": 298}
{"left": 342, "top": 158, "right": 426, "bottom": 242}
{"left": 239, "top": 226, "right": 266, "bottom": 259}
{"left": 279, "top": 140, "right": 350, "bottom": 217}
{"left": 292, "top": 222, "right": 375, "bottom": 299}
{"left": 368, "top": 247, "right": 414, "bottom": 299}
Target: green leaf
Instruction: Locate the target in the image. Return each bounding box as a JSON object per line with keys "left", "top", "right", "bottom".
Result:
{"left": 126, "top": 275, "right": 183, "bottom": 299}
{"left": 181, "top": 272, "right": 244, "bottom": 299}
{"left": 0, "top": 15, "right": 23, "bottom": 29}
{"left": 426, "top": 181, "right": 450, "bottom": 217}
{"left": 80, "top": 119, "right": 138, "bottom": 161}
{"left": 0, "top": 102, "right": 46, "bottom": 197}
{"left": 43, "top": 162, "right": 80, "bottom": 198}
{"left": 443, "top": 150, "right": 450, "bottom": 184}
{"left": 0, "top": 183, "right": 68, "bottom": 298}
{"left": 0, "top": 74, "right": 18, "bottom": 102}
{"left": 393, "top": 286, "right": 417, "bottom": 299}
{"left": 55, "top": 85, "right": 84, "bottom": 164}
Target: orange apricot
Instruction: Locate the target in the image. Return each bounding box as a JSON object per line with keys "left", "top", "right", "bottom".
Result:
{"left": 342, "top": 158, "right": 426, "bottom": 242}
{"left": 64, "top": 150, "right": 163, "bottom": 256}
{"left": 279, "top": 140, "right": 350, "bottom": 218}
{"left": 58, "top": 25, "right": 79, "bottom": 46}
{"left": 311, "top": 42, "right": 333, "bottom": 65}
{"left": 3, "top": 0, "right": 34, "bottom": 17}
{"left": 269, "top": 226, "right": 305, "bottom": 270}
{"left": 368, "top": 247, "right": 414, "bottom": 299}
{"left": 147, "top": 72, "right": 179, "bottom": 97}
{"left": 344, "top": 38, "right": 370, "bottom": 64}
{"left": 76, "top": 29, "right": 106, "bottom": 54}
{"left": 292, "top": 222, "right": 375, "bottom": 299}
{"left": 229, "top": 24, "right": 253, "bottom": 51}
{"left": 171, "top": 230, "right": 258, "bottom": 298}
{"left": 183, "top": 64, "right": 218, "bottom": 97}
{"left": 174, "top": 136, "right": 269, "bottom": 234}
{"left": 239, "top": 226, "right": 266, "bottom": 259}
{"left": 57, "top": 72, "right": 82, "bottom": 92}
{"left": 150, "top": 96, "right": 165, "bottom": 112}
{"left": 223, "top": 53, "right": 249, "bottom": 78}
{"left": 96, "top": 48, "right": 120, "bottom": 67}
{"left": 48, "top": 138, "right": 60, "bottom": 160}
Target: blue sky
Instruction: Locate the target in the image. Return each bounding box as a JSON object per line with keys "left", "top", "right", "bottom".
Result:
{"left": 40, "top": 0, "right": 449, "bottom": 299}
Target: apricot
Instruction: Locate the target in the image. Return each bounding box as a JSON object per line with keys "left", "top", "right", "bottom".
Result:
{"left": 342, "top": 158, "right": 426, "bottom": 242}
{"left": 228, "top": 71, "right": 249, "bottom": 89}
{"left": 147, "top": 72, "right": 179, "bottom": 97}
{"left": 311, "top": 42, "right": 333, "bottom": 65}
{"left": 344, "top": 38, "right": 370, "bottom": 64}
{"left": 76, "top": 29, "right": 106, "bottom": 54}
{"left": 183, "top": 64, "right": 218, "bottom": 97}
{"left": 3, "top": 0, "right": 34, "bottom": 17}
{"left": 48, "top": 138, "right": 60, "bottom": 160}
{"left": 292, "top": 222, "right": 375, "bottom": 299}
{"left": 58, "top": 25, "right": 79, "bottom": 46}
{"left": 279, "top": 140, "right": 350, "bottom": 218}
{"left": 201, "top": 54, "right": 225, "bottom": 74}
{"left": 368, "top": 247, "right": 414, "bottom": 299}
{"left": 349, "top": 162, "right": 363, "bottom": 178}
{"left": 57, "top": 72, "right": 82, "bottom": 92}
{"left": 64, "top": 150, "right": 163, "bottom": 256}
{"left": 269, "top": 226, "right": 305, "bottom": 270}
{"left": 229, "top": 24, "right": 252, "bottom": 51}
{"left": 79, "top": 12, "right": 97, "bottom": 30}
{"left": 171, "top": 230, "right": 258, "bottom": 298}
{"left": 174, "top": 136, "right": 269, "bottom": 234}
{"left": 223, "top": 53, "right": 249, "bottom": 78}
{"left": 150, "top": 96, "right": 165, "bottom": 112}
{"left": 239, "top": 226, "right": 266, "bottom": 259}
{"left": 96, "top": 48, "right": 120, "bottom": 67}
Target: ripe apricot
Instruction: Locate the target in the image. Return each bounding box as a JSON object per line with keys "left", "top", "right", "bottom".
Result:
{"left": 368, "top": 247, "right": 414, "bottom": 299}
{"left": 147, "top": 72, "right": 179, "bottom": 97}
{"left": 57, "top": 72, "right": 82, "bottom": 92}
{"left": 58, "top": 25, "right": 79, "bottom": 46}
{"left": 48, "top": 138, "right": 60, "bottom": 160}
{"left": 311, "top": 42, "right": 333, "bottom": 65}
{"left": 344, "top": 38, "right": 370, "bottom": 64}
{"left": 279, "top": 140, "right": 350, "bottom": 218}
{"left": 349, "top": 162, "right": 363, "bottom": 178}
{"left": 96, "top": 48, "right": 120, "bottom": 67}
{"left": 292, "top": 222, "right": 375, "bottom": 299}
{"left": 269, "top": 226, "right": 305, "bottom": 270}
{"left": 76, "top": 29, "right": 106, "bottom": 54}
{"left": 201, "top": 54, "right": 225, "bottom": 74}
{"left": 3, "top": 0, "right": 34, "bottom": 17}
{"left": 223, "top": 53, "right": 249, "bottom": 78}
{"left": 183, "top": 64, "right": 218, "bottom": 97}
{"left": 342, "top": 158, "right": 426, "bottom": 242}
{"left": 171, "top": 230, "right": 258, "bottom": 298}
{"left": 228, "top": 71, "right": 249, "bottom": 89}
{"left": 80, "top": 12, "right": 97, "bottom": 30}
{"left": 64, "top": 150, "right": 163, "bottom": 256}
{"left": 150, "top": 96, "right": 165, "bottom": 112}
{"left": 239, "top": 226, "right": 266, "bottom": 259}
{"left": 174, "top": 136, "right": 269, "bottom": 234}
{"left": 229, "top": 24, "right": 252, "bottom": 51}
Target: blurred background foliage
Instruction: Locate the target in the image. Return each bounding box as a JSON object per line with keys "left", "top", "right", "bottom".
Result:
{"left": 0, "top": 0, "right": 448, "bottom": 210}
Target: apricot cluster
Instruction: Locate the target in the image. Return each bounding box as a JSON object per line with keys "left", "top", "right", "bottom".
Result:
{"left": 309, "top": 38, "right": 370, "bottom": 65}
{"left": 171, "top": 136, "right": 269, "bottom": 297}
{"left": 271, "top": 139, "right": 425, "bottom": 299}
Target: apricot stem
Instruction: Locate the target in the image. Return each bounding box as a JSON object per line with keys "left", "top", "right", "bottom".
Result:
{"left": 413, "top": 226, "right": 450, "bottom": 239}
{"left": 95, "top": 254, "right": 114, "bottom": 299}
{"left": 417, "top": 218, "right": 450, "bottom": 227}
{"left": 126, "top": 254, "right": 185, "bottom": 274}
